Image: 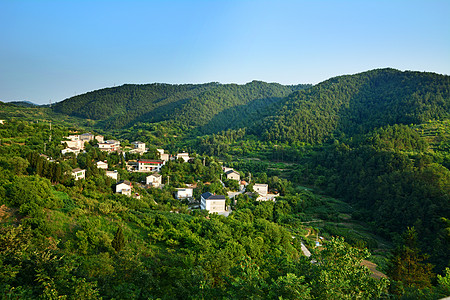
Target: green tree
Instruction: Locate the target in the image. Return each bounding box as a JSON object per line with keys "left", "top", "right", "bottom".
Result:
{"left": 111, "top": 227, "right": 125, "bottom": 253}
{"left": 388, "top": 227, "right": 435, "bottom": 293}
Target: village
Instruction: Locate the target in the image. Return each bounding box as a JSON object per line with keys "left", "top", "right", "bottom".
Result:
{"left": 61, "top": 132, "right": 278, "bottom": 215}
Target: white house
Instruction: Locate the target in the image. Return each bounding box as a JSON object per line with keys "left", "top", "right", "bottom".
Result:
{"left": 225, "top": 169, "right": 240, "bottom": 181}
{"left": 96, "top": 161, "right": 108, "bottom": 170}
{"left": 61, "top": 139, "right": 84, "bottom": 150}
{"left": 131, "top": 141, "right": 146, "bottom": 153}
{"left": 157, "top": 149, "right": 170, "bottom": 162}
{"left": 95, "top": 135, "right": 104, "bottom": 143}
{"left": 66, "top": 135, "right": 80, "bottom": 141}
{"left": 137, "top": 159, "right": 164, "bottom": 172}
{"left": 175, "top": 188, "right": 193, "bottom": 199}
{"left": 80, "top": 132, "right": 95, "bottom": 142}
{"left": 71, "top": 168, "right": 86, "bottom": 180}
{"left": 106, "top": 170, "right": 118, "bottom": 181}
{"left": 61, "top": 147, "right": 81, "bottom": 156}
{"left": 200, "top": 192, "right": 226, "bottom": 213}
{"left": 176, "top": 152, "right": 190, "bottom": 162}
{"left": 253, "top": 183, "right": 268, "bottom": 196}
{"left": 116, "top": 180, "right": 132, "bottom": 196}
{"left": 98, "top": 140, "right": 120, "bottom": 152}
{"left": 146, "top": 173, "right": 162, "bottom": 187}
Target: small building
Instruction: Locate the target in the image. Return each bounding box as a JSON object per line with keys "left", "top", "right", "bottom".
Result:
{"left": 66, "top": 135, "right": 80, "bottom": 141}
{"left": 80, "top": 132, "right": 95, "bottom": 142}
{"left": 106, "top": 170, "right": 118, "bottom": 181}
{"left": 131, "top": 141, "right": 146, "bottom": 153}
{"left": 175, "top": 188, "right": 193, "bottom": 199}
{"left": 72, "top": 168, "right": 86, "bottom": 180}
{"left": 146, "top": 172, "right": 162, "bottom": 187}
{"left": 200, "top": 192, "right": 227, "bottom": 213}
{"left": 225, "top": 169, "right": 240, "bottom": 181}
{"left": 253, "top": 183, "right": 268, "bottom": 196}
{"left": 0, "top": 120, "right": 5, "bottom": 124}
{"left": 137, "top": 159, "right": 164, "bottom": 172}
{"left": 98, "top": 140, "right": 120, "bottom": 152}
{"left": 61, "top": 139, "right": 84, "bottom": 150}
{"left": 95, "top": 135, "right": 104, "bottom": 143}
{"left": 116, "top": 180, "right": 132, "bottom": 196}
{"left": 176, "top": 152, "right": 190, "bottom": 162}
{"left": 96, "top": 161, "right": 108, "bottom": 170}
{"left": 61, "top": 147, "right": 81, "bottom": 156}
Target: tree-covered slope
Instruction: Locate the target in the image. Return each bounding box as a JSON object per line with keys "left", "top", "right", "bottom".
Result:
{"left": 259, "top": 68, "right": 450, "bottom": 144}
{"left": 53, "top": 81, "right": 310, "bottom": 132}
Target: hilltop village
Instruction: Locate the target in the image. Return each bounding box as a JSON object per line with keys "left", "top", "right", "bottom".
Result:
{"left": 61, "top": 132, "right": 278, "bottom": 214}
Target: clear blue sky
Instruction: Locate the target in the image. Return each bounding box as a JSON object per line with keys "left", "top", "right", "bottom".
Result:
{"left": 1, "top": 0, "right": 449, "bottom": 104}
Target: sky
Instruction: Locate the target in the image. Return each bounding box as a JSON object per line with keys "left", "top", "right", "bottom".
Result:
{"left": 1, "top": 0, "right": 449, "bottom": 105}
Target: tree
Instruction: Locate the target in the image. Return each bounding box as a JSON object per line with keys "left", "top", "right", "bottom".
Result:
{"left": 111, "top": 227, "right": 125, "bottom": 253}
{"left": 388, "top": 227, "right": 435, "bottom": 293}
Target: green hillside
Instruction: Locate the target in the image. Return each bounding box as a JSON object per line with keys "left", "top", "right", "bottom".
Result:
{"left": 53, "top": 81, "right": 310, "bottom": 133}
{"left": 259, "top": 68, "right": 450, "bottom": 144}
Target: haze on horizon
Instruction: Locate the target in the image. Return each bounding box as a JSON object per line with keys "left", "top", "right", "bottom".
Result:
{"left": 1, "top": 0, "right": 449, "bottom": 105}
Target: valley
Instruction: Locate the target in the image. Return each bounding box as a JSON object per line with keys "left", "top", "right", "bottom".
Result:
{"left": 0, "top": 68, "right": 449, "bottom": 299}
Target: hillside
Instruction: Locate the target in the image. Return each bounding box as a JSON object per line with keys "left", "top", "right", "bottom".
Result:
{"left": 259, "top": 68, "right": 450, "bottom": 144}
{"left": 53, "top": 81, "right": 310, "bottom": 133}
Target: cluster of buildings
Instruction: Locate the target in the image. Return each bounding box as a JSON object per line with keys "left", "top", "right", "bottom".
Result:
{"left": 65, "top": 134, "right": 276, "bottom": 214}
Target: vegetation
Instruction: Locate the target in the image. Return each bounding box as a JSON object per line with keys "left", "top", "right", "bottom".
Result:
{"left": 0, "top": 68, "right": 449, "bottom": 298}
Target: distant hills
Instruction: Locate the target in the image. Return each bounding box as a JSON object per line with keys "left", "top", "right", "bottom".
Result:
{"left": 53, "top": 68, "right": 450, "bottom": 142}
{"left": 53, "top": 81, "right": 310, "bottom": 132}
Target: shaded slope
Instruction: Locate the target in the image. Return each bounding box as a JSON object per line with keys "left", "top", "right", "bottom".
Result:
{"left": 53, "top": 81, "right": 310, "bottom": 132}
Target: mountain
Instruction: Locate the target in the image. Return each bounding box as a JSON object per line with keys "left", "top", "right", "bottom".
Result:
{"left": 258, "top": 68, "right": 450, "bottom": 144}
{"left": 8, "top": 100, "right": 39, "bottom": 107}
{"left": 53, "top": 81, "right": 310, "bottom": 132}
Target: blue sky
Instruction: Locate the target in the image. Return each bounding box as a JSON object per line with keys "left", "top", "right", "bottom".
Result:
{"left": 1, "top": 0, "right": 449, "bottom": 104}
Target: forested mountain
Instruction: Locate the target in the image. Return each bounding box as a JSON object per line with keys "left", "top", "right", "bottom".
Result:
{"left": 259, "top": 68, "right": 450, "bottom": 144}
{"left": 53, "top": 81, "right": 310, "bottom": 133}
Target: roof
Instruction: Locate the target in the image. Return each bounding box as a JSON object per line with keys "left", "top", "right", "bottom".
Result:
{"left": 201, "top": 192, "right": 226, "bottom": 200}
{"left": 132, "top": 141, "right": 145, "bottom": 144}
{"left": 72, "top": 168, "right": 84, "bottom": 172}
{"left": 254, "top": 183, "right": 268, "bottom": 188}
{"left": 138, "top": 159, "right": 163, "bottom": 164}
{"left": 118, "top": 180, "right": 132, "bottom": 186}
{"left": 80, "top": 132, "right": 93, "bottom": 136}
{"left": 225, "top": 170, "right": 240, "bottom": 175}
{"left": 147, "top": 173, "right": 162, "bottom": 178}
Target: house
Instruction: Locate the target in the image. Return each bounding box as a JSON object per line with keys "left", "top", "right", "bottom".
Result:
{"left": 61, "top": 147, "right": 81, "bottom": 156}
{"left": 200, "top": 192, "right": 227, "bottom": 213}
{"left": 96, "top": 161, "right": 108, "bottom": 170}
{"left": 225, "top": 169, "right": 240, "bottom": 181}
{"left": 176, "top": 152, "right": 190, "bottom": 162}
{"left": 146, "top": 172, "right": 162, "bottom": 187}
{"left": 98, "top": 140, "right": 120, "bottom": 152}
{"left": 71, "top": 168, "right": 86, "bottom": 180}
{"left": 61, "top": 139, "right": 84, "bottom": 149}
{"left": 253, "top": 183, "right": 268, "bottom": 196}
{"left": 0, "top": 120, "right": 5, "bottom": 124}
{"left": 66, "top": 135, "right": 80, "bottom": 141}
{"left": 175, "top": 188, "right": 193, "bottom": 199}
{"left": 157, "top": 149, "right": 170, "bottom": 162}
{"left": 106, "top": 170, "right": 118, "bottom": 181}
{"left": 95, "top": 135, "right": 104, "bottom": 143}
{"left": 137, "top": 159, "right": 164, "bottom": 172}
{"left": 80, "top": 132, "right": 95, "bottom": 142}
{"left": 131, "top": 141, "right": 146, "bottom": 153}
{"left": 116, "top": 180, "right": 132, "bottom": 196}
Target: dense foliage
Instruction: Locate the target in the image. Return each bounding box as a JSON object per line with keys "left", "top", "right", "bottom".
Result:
{"left": 53, "top": 81, "right": 310, "bottom": 133}
{"left": 1, "top": 68, "right": 449, "bottom": 298}
{"left": 260, "top": 68, "right": 450, "bottom": 143}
